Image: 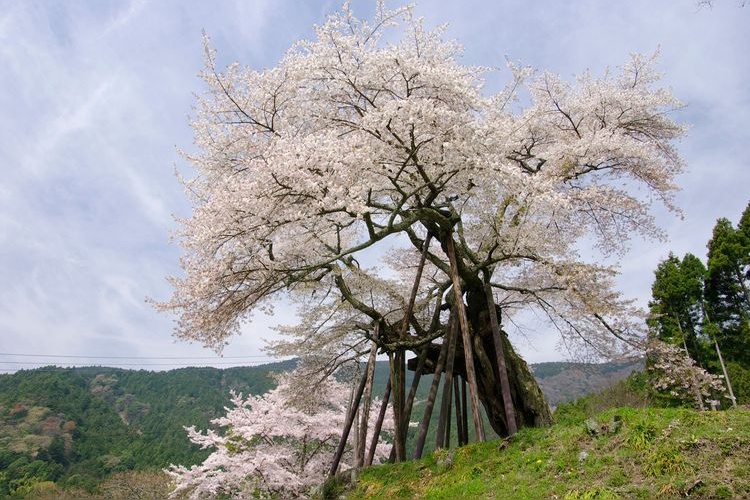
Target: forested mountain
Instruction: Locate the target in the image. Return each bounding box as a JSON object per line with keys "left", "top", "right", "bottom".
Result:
{"left": 0, "top": 359, "right": 638, "bottom": 495}
{"left": 0, "top": 360, "right": 295, "bottom": 494}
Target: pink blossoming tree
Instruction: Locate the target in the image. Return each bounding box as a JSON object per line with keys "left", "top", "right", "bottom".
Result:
{"left": 166, "top": 372, "right": 392, "bottom": 498}
{"left": 159, "top": 1, "right": 685, "bottom": 459}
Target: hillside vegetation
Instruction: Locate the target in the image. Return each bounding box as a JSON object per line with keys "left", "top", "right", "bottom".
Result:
{"left": 344, "top": 405, "right": 750, "bottom": 499}
{"left": 0, "top": 361, "right": 294, "bottom": 495}
{"left": 0, "top": 359, "right": 638, "bottom": 497}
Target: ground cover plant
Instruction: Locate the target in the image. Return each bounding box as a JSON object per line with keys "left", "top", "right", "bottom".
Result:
{"left": 345, "top": 406, "right": 750, "bottom": 499}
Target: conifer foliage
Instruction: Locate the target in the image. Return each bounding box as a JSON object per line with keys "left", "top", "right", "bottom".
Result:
{"left": 705, "top": 204, "right": 750, "bottom": 365}
{"left": 647, "top": 202, "right": 750, "bottom": 406}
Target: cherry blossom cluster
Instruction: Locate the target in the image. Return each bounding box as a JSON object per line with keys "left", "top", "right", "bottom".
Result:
{"left": 647, "top": 340, "right": 726, "bottom": 409}
{"left": 158, "top": 1, "right": 685, "bottom": 369}
{"left": 166, "top": 371, "right": 392, "bottom": 498}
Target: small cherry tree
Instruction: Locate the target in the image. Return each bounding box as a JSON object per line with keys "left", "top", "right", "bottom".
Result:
{"left": 159, "top": 2, "right": 685, "bottom": 452}
{"left": 166, "top": 372, "right": 392, "bottom": 498}
{"left": 647, "top": 340, "right": 726, "bottom": 410}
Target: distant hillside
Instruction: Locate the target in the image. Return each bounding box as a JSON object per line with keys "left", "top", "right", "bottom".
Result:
{"left": 0, "top": 358, "right": 640, "bottom": 496}
{"left": 532, "top": 360, "right": 643, "bottom": 406}
{"left": 0, "top": 360, "right": 295, "bottom": 494}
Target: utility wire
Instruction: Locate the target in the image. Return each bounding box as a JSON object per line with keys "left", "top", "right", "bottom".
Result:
{"left": 0, "top": 361, "right": 278, "bottom": 366}
{"left": 0, "top": 362, "right": 285, "bottom": 373}
{"left": 0, "top": 352, "right": 273, "bottom": 360}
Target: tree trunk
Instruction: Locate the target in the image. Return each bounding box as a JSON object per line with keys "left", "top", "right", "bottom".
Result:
{"left": 408, "top": 287, "right": 553, "bottom": 438}
{"left": 463, "top": 285, "right": 552, "bottom": 436}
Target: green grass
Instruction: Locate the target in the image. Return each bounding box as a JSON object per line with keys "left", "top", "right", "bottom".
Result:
{"left": 342, "top": 407, "right": 750, "bottom": 499}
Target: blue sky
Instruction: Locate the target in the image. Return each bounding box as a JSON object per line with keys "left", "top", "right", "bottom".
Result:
{"left": 1, "top": 1, "right": 748, "bottom": 371}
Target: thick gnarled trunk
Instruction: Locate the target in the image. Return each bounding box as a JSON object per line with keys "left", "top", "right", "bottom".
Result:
{"left": 408, "top": 289, "right": 552, "bottom": 438}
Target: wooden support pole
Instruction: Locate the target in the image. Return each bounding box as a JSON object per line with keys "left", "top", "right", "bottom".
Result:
{"left": 329, "top": 353, "right": 374, "bottom": 477}
{"left": 446, "top": 236, "right": 486, "bottom": 442}
{"left": 413, "top": 328, "right": 450, "bottom": 459}
{"left": 357, "top": 325, "right": 380, "bottom": 467}
{"left": 460, "top": 376, "right": 469, "bottom": 445}
{"left": 402, "top": 346, "right": 428, "bottom": 445}
{"left": 484, "top": 280, "right": 517, "bottom": 435}
{"left": 436, "top": 314, "right": 457, "bottom": 449}
{"left": 390, "top": 351, "right": 406, "bottom": 461}
{"left": 444, "top": 379, "right": 453, "bottom": 449}
{"left": 393, "top": 233, "right": 433, "bottom": 461}
{"left": 365, "top": 378, "right": 391, "bottom": 466}
{"left": 453, "top": 376, "right": 464, "bottom": 447}
{"left": 703, "top": 308, "right": 737, "bottom": 409}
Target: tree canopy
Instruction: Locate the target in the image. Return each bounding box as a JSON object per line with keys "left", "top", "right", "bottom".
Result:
{"left": 158, "top": 4, "right": 687, "bottom": 450}
{"left": 706, "top": 205, "right": 750, "bottom": 365}
{"left": 648, "top": 252, "right": 708, "bottom": 359}
{"left": 160, "top": 3, "right": 683, "bottom": 361}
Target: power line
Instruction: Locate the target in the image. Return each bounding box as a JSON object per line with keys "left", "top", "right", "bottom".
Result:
{"left": 0, "top": 362, "right": 286, "bottom": 373}
{"left": 0, "top": 352, "right": 274, "bottom": 360}
{"left": 0, "top": 360, "right": 278, "bottom": 367}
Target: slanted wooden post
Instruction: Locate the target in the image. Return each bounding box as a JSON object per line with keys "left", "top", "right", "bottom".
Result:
{"left": 413, "top": 328, "right": 450, "bottom": 459}
{"left": 402, "top": 346, "right": 428, "bottom": 441}
{"left": 484, "top": 280, "right": 517, "bottom": 435}
{"left": 446, "top": 236, "right": 486, "bottom": 442}
{"left": 357, "top": 324, "right": 380, "bottom": 467}
{"left": 704, "top": 308, "right": 737, "bottom": 409}
{"left": 329, "top": 340, "right": 377, "bottom": 477}
{"left": 392, "top": 233, "right": 433, "bottom": 461}
{"left": 365, "top": 378, "right": 391, "bottom": 466}
{"left": 436, "top": 313, "right": 457, "bottom": 449}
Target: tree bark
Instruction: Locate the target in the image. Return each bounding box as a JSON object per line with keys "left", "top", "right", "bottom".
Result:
{"left": 408, "top": 287, "right": 553, "bottom": 437}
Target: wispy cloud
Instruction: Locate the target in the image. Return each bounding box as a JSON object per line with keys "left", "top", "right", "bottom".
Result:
{"left": 0, "top": 1, "right": 748, "bottom": 370}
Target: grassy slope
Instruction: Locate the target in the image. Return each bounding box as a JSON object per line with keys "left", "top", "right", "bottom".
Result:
{"left": 346, "top": 407, "right": 750, "bottom": 499}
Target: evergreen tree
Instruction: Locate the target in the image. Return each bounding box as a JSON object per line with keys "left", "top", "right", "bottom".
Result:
{"left": 705, "top": 205, "right": 750, "bottom": 367}
{"left": 648, "top": 253, "right": 711, "bottom": 366}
